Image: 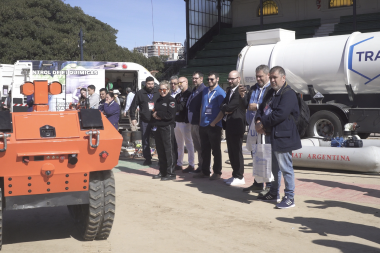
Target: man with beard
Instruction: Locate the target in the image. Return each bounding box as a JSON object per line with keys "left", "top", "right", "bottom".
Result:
{"left": 193, "top": 72, "right": 226, "bottom": 180}
{"left": 186, "top": 71, "right": 207, "bottom": 173}
{"left": 130, "top": 76, "right": 160, "bottom": 166}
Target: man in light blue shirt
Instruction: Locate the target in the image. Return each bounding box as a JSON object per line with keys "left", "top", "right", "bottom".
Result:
{"left": 194, "top": 72, "right": 226, "bottom": 180}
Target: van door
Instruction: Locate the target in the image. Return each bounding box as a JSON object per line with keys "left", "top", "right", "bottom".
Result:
{"left": 55, "top": 69, "right": 105, "bottom": 111}
{"left": 10, "top": 62, "right": 33, "bottom": 112}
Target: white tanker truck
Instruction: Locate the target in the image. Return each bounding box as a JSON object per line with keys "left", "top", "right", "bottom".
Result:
{"left": 237, "top": 29, "right": 380, "bottom": 139}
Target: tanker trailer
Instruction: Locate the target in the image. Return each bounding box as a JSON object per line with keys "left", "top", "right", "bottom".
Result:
{"left": 0, "top": 80, "right": 122, "bottom": 249}
{"left": 237, "top": 29, "right": 380, "bottom": 138}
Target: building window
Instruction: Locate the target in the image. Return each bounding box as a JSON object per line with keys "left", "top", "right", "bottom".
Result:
{"left": 257, "top": 0, "right": 278, "bottom": 17}
{"left": 188, "top": 0, "right": 232, "bottom": 48}
{"left": 329, "top": 0, "right": 353, "bottom": 8}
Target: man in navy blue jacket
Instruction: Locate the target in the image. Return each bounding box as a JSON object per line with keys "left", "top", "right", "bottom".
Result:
{"left": 103, "top": 92, "right": 120, "bottom": 130}
{"left": 186, "top": 72, "right": 206, "bottom": 173}
{"left": 255, "top": 66, "right": 301, "bottom": 209}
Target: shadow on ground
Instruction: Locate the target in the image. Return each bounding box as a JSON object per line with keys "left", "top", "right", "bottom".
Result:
{"left": 298, "top": 178, "right": 380, "bottom": 199}
{"left": 115, "top": 163, "right": 267, "bottom": 205}
{"left": 277, "top": 216, "right": 380, "bottom": 245}
{"left": 313, "top": 240, "right": 380, "bottom": 253}
{"left": 3, "top": 206, "right": 84, "bottom": 245}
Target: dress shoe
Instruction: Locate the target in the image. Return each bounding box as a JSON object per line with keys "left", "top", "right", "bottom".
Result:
{"left": 193, "top": 173, "right": 210, "bottom": 178}
{"left": 258, "top": 187, "right": 270, "bottom": 197}
{"left": 175, "top": 165, "right": 183, "bottom": 171}
{"left": 210, "top": 173, "right": 221, "bottom": 180}
{"left": 242, "top": 183, "right": 264, "bottom": 193}
{"left": 161, "top": 175, "right": 176, "bottom": 181}
{"left": 190, "top": 167, "right": 201, "bottom": 174}
{"left": 143, "top": 159, "right": 152, "bottom": 166}
{"left": 152, "top": 173, "right": 162, "bottom": 179}
{"left": 182, "top": 165, "right": 195, "bottom": 173}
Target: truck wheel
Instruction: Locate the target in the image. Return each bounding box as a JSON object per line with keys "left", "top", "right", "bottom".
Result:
{"left": 358, "top": 133, "right": 371, "bottom": 139}
{"left": 306, "top": 110, "right": 343, "bottom": 138}
{"left": 95, "top": 171, "right": 116, "bottom": 240}
{"left": 68, "top": 171, "right": 105, "bottom": 241}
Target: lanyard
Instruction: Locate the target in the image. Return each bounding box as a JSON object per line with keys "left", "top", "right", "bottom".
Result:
{"left": 147, "top": 93, "right": 153, "bottom": 100}
{"left": 208, "top": 89, "right": 216, "bottom": 103}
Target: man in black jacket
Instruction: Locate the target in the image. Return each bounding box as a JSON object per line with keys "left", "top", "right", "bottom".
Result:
{"left": 211, "top": 70, "right": 247, "bottom": 186}
{"left": 130, "top": 76, "right": 160, "bottom": 165}
{"left": 174, "top": 77, "right": 194, "bottom": 172}
{"left": 152, "top": 81, "right": 177, "bottom": 180}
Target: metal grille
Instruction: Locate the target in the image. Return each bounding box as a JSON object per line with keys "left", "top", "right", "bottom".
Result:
{"left": 258, "top": 0, "right": 279, "bottom": 17}
{"left": 329, "top": 0, "right": 353, "bottom": 8}
{"left": 189, "top": 0, "right": 232, "bottom": 48}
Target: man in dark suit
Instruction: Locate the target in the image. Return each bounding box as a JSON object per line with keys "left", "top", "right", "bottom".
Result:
{"left": 210, "top": 70, "right": 246, "bottom": 186}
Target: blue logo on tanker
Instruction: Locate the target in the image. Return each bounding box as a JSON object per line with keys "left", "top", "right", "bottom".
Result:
{"left": 348, "top": 36, "right": 380, "bottom": 84}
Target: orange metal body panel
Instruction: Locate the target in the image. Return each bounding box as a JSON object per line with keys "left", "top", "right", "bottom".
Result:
{"left": 0, "top": 110, "right": 122, "bottom": 197}
{"left": 34, "top": 80, "right": 49, "bottom": 104}
{"left": 15, "top": 113, "right": 80, "bottom": 140}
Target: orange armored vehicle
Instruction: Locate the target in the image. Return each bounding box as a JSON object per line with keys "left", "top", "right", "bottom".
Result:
{"left": 0, "top": 80, "right": 122, "bottom": 249}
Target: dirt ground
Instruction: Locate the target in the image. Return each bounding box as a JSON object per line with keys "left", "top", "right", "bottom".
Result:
{"left": 2, "top": 142, "right": 380, "bottom": 253}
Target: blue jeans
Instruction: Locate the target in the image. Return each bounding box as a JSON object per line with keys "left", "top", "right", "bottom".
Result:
{"left": 270, "top": 151, "right": 295, "bottom": 199}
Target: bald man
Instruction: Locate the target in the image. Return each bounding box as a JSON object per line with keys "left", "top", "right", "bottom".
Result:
{"left": 211, "top": 70, "right": 247, "bottom": 186}
{"left": 174, "top": 77, "right": 195, "bottom": 172}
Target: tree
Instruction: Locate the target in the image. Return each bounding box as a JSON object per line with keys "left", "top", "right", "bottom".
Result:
{"left": 0, "top": 0, "right": 168, "bottom": 74}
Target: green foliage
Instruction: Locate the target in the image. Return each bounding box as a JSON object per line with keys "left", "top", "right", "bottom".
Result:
{"left": 0, "top": 0, "right": 166, "bottom": 72}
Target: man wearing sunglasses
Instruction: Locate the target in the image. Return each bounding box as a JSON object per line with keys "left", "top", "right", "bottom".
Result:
{"left": 193, "top": 72, "right": 226, "bottom": 180}
{"left": 130, "top": 76, "right": 160, "bottom": 166}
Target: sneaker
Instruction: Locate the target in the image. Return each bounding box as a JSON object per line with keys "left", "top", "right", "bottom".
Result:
{"left": 225, "top": 160, "right": 231, "bottom": 164}
{"left": 258, "top": 187, "right": 270, "bottom": 197}
{"left": 209, "top": 173, "right": 221, "bottom": 180}
{"left": 143, "top": 159, "right": 152, "bottom": 166}
{"left": 193, "top": 173, "right": 210, "bottom": 179}
{"left": 174, "top": 165, "right": 182, "bottom": 171}
{"left": 227, "top": 177, "right": 246, "bottom": 186}
{"left": 182, "top": 165, "right": 195, "bottom": 173}
{"left": 190, "top": 167, "right": 202, "bottom": 174}
{"left": 257, "top": 191, "right": 278, "bottom": 201}
{"left": 276, "top": 196, "right": 295, "bottom": 209}
{"left": 223, "top": 177, "right": 234, "bottom": 183}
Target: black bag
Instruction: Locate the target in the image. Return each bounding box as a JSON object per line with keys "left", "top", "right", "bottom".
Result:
{"left": 282, "top": 86, "right": 310, "bottom": 138}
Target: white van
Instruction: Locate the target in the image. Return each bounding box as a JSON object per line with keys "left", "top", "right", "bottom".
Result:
{"left": 0, "top": 60, "right": 159, "bottom": 130}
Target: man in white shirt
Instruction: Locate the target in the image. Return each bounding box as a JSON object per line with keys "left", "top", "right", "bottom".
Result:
{"left": 123, "top": 88, "right": 137, "bottom": 131}
{"left": 240, "top": 65, "right": 272, "bottom": 195}
{"left": 87, "top": 85, "right": 100, "bottom": 109}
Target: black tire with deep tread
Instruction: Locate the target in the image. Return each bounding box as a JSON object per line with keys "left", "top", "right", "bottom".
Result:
{"left": 95, "top": 170, "right": 116, "bottom": 240}
{"left": 0, "top": 188, "right": 3, "bottom": 250}
{"left": 68, "top": 171, "right": 105, "bottom": 241}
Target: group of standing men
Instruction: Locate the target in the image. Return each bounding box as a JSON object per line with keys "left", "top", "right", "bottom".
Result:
{"left": 130, "top": 65, "right": 301, "bottom": 209}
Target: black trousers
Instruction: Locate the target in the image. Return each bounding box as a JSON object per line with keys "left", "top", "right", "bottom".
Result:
{"left": 226, "top": 130, "right": 244, "bottom": 179}
{"left": 156, "top": 124, "right": 176, "bottom": 177}
{"left": 140, "top": 121, "right": 152, "bottom": 161}
{"left": 199, "top": 125, "right": 222, "bottom": 176}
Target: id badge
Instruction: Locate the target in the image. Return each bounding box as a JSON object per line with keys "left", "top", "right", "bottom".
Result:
{"left": 148, "top": 102, "right": 154, "bottom": 111}
{"left": 205, "top": 105, "right": 212, "bottom": 115}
